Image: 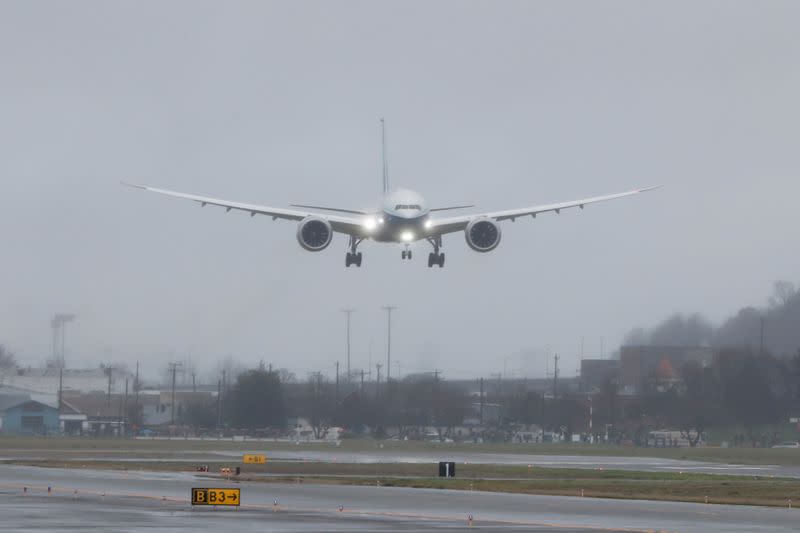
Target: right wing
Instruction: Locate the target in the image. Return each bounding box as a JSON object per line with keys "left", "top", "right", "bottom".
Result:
{"left": 428, "top": 186, "right": 660, "bottom": 235}
{"left": 123, "top": 183, "right": 366, "bottom": 235}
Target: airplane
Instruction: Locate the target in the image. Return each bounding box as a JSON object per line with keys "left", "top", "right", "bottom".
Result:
{"left": 125, "top": 120, "right": 659, "bottom": 268}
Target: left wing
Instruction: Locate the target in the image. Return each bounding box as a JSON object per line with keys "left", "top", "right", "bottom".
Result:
{"left": 123, "top": 183, "right": 366, "bottom": 235}
{"left": 428, "top": 185, "right": 660, "bottom": 235}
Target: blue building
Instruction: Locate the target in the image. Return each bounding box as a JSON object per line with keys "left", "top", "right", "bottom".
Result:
{"left": 0, "top": 399, "right": 59, "bottom": 434}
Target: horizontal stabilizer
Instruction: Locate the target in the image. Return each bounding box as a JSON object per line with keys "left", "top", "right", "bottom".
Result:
{"left": 429, "top": 205, "right": 475, "bottom": 212}
{"left": 289, "top": 204, "right": 369, "bottom": 215}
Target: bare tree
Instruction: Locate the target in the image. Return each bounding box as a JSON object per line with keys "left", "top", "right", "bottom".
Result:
{"left": 769, "top": 280, "right": 796, "bottom": 307}
{"left": 0, "top": 345, "right": 16, "bottom": 370}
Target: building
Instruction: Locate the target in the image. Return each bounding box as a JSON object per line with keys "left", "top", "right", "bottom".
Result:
{"left": 61, "top": 392, "right": 128, "bottom": 436}
{"left": 580, "top": 359, "right": 620, "bottom": 392}
{"left": 0, "top": 367, "right": 133, "bottom": 395}
{"left": 620, "top": 346, "right": 715, "bottom": 394}
{"left": 0, "top": 399, "right": 60, "bottom": 434}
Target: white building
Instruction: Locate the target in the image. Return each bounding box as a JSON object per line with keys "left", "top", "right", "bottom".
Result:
{"left": 0, "top": 367, "right": 132, "bottom": 395}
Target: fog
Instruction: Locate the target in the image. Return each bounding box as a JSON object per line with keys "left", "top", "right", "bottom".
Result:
{"left": 1, "top": 1, "right": 798, "bottom": 380}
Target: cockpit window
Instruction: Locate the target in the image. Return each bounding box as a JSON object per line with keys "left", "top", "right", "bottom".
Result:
{"left": 394, "top": 204, "right": 421, "bottom": 210}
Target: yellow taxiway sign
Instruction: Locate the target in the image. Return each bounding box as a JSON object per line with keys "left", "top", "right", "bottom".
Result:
{"left": 191, "top": 488, "right": 240, "bottom": 506}
{"left": 242, "top": 454, "right": 266, "bottom": 464}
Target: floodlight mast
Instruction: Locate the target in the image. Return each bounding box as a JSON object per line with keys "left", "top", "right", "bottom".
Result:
{"left": 51, "top": 313, "right": 76, "bottom": 368}
{"left": 342, "top": 308, "right": 355, "bottom": 381}
{"left": 383, "top": 306, "right": 397, "bottom": 382}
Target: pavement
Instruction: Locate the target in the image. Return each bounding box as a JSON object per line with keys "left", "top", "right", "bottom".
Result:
{"left": 1, "top": 465, "right": 797, "bottom": 532}
{"left": 3, "top": 448, "right": 796, "bottom": 477}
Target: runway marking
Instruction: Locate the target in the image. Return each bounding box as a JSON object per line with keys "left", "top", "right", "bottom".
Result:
{"left": 0, "top": 481, "right": 658, "bottom": 532}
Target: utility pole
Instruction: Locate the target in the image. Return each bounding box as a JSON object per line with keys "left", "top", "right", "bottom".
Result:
{"left": 192, "top": 371, "right": 196, "bottom": 393}
{"left": 105, "top": 365, "right": 114, "bottom": 407}
{"left": 58, "top": 367, "right": 63, "bottom": 412}
{"left": 335, "top": 361, "right": 340, "bottom": 403}
{"left": 479, "top": 377, "right": 485, "bottom": 425}
{"left": 134, "top": 362, "right": 139, "bottom": 405}
{"left": 553, "top": 354, "right": 560, "bottom": 399}
{"left": 216, "top": 378, "right": 222, "bottom": 429}
{"left": 342, "top": 308, "right": 354, "bottom": 381}
{"left": 220, "top": 369, "right": 226, "bottom": 427}
{"left": 123, "top": 378, "right": 129, "bottom": 437}
{"left": 360, "top": 369, "right": 365, "bottom": 393}
{"left": 382, "top": 306, "right": 397, "bottom": 382}
{"left": 168, "top": 362, "right": 181, "bottom": 425}
{"left": 376, "top": 363, "right": 382, "bottom": 399}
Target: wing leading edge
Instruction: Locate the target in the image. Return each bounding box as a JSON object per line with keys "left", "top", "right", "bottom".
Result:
{"left": 122, "top": 183, "right": 365, "bottom": 234}
{"left": 429, "top": 185, "right": 661, "bottom": 235}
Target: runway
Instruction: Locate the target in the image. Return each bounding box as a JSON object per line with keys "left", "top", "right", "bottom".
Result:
{"left": 3, "top": 447, "right": 795, "bottom": 477}
{"left": 1, "top": 465, "right": 796, "bottom": 532}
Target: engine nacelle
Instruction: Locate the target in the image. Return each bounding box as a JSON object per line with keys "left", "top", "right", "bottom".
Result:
{"left": 296, "top": 216, "right": 333, "bottom": 251}
{"left": 465, "top": 218, "right": 501, "bottom": 252}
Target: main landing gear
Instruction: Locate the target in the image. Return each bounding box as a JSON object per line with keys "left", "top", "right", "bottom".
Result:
{"left": 401, "top": 247, "right": 413, "bottom": 260}
{"left": 345, "top": 236, "right": 363, "bottom": 267}
{"left": 426, "top": 236, "right": 445, "bottom": 268}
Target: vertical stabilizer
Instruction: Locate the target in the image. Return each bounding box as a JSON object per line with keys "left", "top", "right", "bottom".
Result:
{"left": 380, "top": 118, "right": 389, "bottom": 194}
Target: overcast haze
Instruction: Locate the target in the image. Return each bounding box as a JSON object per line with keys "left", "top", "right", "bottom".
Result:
{"left": 1, "top": 1, "right": 798, "bottom": 380}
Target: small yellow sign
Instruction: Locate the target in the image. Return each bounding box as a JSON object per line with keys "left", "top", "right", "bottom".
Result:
{"left": 242, "top": 454, "right": 266, "bottom": 464}
{"left": 191, "top": 488, "right": 240, "bottom": 506}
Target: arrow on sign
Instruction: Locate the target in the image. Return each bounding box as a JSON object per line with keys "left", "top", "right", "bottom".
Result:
{"left": 230, "top": 493, "right": 237, "bottom": 501}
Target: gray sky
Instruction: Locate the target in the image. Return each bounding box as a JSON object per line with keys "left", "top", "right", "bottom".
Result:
{"left": 1, "top": 1, "right": 798, "bottom": 381}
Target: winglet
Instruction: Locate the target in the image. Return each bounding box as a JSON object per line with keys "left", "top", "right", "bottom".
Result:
{"left": 638, "top": 185, "right": 663, "bottom": 193}
{"left": 121, "top": 181, "right": 147, "bottom": 190}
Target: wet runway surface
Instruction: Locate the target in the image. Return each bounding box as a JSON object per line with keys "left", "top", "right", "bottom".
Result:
{"left": 1, "top": 465, "right": 797, "bottom": 532}
{"left": 4, "top": 447, "right": 796, "bottom": 477}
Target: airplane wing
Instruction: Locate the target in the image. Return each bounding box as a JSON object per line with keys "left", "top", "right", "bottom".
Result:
{"left": 123, "top": 183, "right": 366, "bottom": 234}
{"left": 428, "top": 186, "right": 661, "bottom": 235}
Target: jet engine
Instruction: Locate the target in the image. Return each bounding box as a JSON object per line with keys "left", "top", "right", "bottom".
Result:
{"left": 465, "top": 218, "right": 501, "bottom": 252}
{"left": 296, "top": 216, "right": 333, "bottom": 251}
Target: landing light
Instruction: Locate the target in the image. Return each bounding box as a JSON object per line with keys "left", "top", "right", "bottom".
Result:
{"left": 400, "top": 231, "right": 415, "bottom": 242}
{"left": 363, "top": 218, "right": 378, "bottom": 231}
{"left": 424, "top": 219, "right": 433, "bottom": 229}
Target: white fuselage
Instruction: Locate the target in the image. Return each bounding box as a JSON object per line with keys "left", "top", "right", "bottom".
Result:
{"left": 367, "top": 188, "right": 430, "bottom": 243}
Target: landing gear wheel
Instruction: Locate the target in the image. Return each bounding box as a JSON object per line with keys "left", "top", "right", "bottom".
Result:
{"left": 355, "top": 252, "right": 363, "bottom": 267}
{"left": 428, "top": 252, "right": 445, "bottom": 267}
{"left": 407, "top": 250, "right": 412, "bottom": 260}
{"left": 345, "top": 253, "right": 353, "bottom": 267}
{"left": 401, "top": 250, "right": 407, "bottom": 260}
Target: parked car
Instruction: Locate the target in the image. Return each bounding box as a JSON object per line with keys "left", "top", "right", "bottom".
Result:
{"left": 772, "top": 441, "right": 800, "bottom": 448}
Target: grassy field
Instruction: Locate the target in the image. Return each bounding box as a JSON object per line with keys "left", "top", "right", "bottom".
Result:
{"left": 2, "top": 436, "right": 800, "bottom": 466}
{"left": 7, "top": 457, "right": 799, "bottom": 508}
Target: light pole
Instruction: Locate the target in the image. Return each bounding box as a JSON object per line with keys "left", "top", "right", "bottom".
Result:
{"left": 168, "top": 362, "right": 182, "bottom": 425}
{"left": 51, "top": 313, "right": 76, "bottom": 368}
{"left": 383, "top": 306, "right": 397, "bottom": 382}
{"left": 342, "top": 308, "right": 355, "bottom": 381}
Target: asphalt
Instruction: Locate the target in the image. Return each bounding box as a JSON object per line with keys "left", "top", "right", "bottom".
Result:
{"left": 1, "top": 465, "right": 797, "bottom": 532}
{"left": 3, "top": 448, "right": 796, "bottom": 477}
